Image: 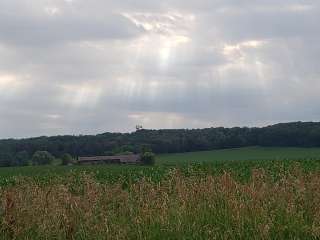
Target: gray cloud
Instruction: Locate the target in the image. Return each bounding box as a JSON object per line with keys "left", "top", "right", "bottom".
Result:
{"left": 0, "top": 0, "right": 320, "bottom": 138}
{"left": 0, "top": 1, "right": 143, "bottom": 46}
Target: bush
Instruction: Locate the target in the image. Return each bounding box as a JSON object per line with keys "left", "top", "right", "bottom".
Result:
{"left": 0, "top": 152, "right": 13, "bottom": 167}
{"left": 32, "top": 151, "right": 55, "bottom": 165}
{"left": 15, "top": 151, "right": 30, "bottom": 166}
{"left": 141, "top": 152, "right": 155, "bottom": 165}
{"left": 61, "top": 153, "right": 73, "bottom": 165}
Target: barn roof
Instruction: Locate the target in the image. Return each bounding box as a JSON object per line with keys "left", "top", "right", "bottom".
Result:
{"left": 78, "top": 154, "right": 141, "bottom": 163}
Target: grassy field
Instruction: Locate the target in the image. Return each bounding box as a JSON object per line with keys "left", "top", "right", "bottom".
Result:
{"left": 1, "top": 147, "right": 320, "bottom": 239}
{"left": 157, "top": 146, "right": 320, "bottom": 164}
{"left": 0, "top": 147, "right": 320, "bottom": 185}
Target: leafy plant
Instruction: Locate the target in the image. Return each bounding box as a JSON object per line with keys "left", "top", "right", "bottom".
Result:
{"left": 141, "top": 152, "right": 155, "bottom": 165}
{"left": 32, "top": 151, "right": 55, "bottom": 165}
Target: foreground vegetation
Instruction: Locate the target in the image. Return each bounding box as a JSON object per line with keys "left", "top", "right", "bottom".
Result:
{"left": 1, "top": 148, "right": 320, "bottom": 239}
{"left": 0, "top": 147, "right": 319, "bottom": 185}
{"left": 0, "top": 147, "right": 320, "bottom": 186}
{"left": 1, "top": 164, "right": 320, "bottom": 239}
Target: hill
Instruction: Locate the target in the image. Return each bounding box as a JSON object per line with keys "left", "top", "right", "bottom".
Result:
{"left": 1, "top": 121, "right": 320, "bottom": 167}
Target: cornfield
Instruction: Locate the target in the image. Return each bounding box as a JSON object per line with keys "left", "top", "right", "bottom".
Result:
{"left": 1, "top": 164, "right": 320, "bottom": 239}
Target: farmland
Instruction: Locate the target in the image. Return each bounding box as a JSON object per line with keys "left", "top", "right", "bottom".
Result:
{"left": 0, "top": 147, "right": 320, "bottom": 185}
{"left": 157, "top": 146, "right": 320, "bottom": 164}
{"left": 1, "top": 147, "right": 320, "bottom": 239}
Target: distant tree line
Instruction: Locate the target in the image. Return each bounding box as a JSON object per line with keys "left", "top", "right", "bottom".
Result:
{"left": 1, "top": 122, "right": 320, "bottom": 167}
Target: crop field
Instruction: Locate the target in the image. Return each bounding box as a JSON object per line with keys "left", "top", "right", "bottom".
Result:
{"left": 1, "top": 147, "right": 320, "bottom": 239}
{"left": 157, "top": 146, "right": 320, "bottom": 164}
{"left": 0, "top": 147, "right": 320, "bottom": 185}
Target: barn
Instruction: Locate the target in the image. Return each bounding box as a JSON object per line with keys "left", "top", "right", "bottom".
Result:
{"left": 77, "top": 154, "right": 141, "bottom": 165}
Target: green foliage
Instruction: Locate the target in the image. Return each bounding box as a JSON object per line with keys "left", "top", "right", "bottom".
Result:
{"left": 1, "top": 122, "right": 320, "bottom": 167}
{"left": 1, "top": 155, "right": 320, "bottom": 238}
{"left": 32, "top": 151, "right": 55, "bottom": 165}
{"left": 0, "top": 152, "right": 13, "bottom": 167}
{"left": 14, "top": 151, "right": 30, "bottom": 166}
{"left": 1, "top": 148, "right": 320, "bottom": 187}
{"left": 141, "top": 152, "right": 155, "bottom": 165}
{"left": 112, "top": 145, "right": 135, "bottom": 155}
{"left": 61, "top": 153, "right": 73, "bottom": 165}
{"left": 141, "top": 144, "right": 152, "bottom": 154}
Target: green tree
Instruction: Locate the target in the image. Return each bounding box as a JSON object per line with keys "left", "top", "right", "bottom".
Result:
{"left": 61, "top": 153, "right": 73, "bottom": 165}
{"left": 141, "top": 152, "right": 155, "bottom": 165}
{"left": 112, "top": 145, "right": 135, "bottom": 155}
{"left": 32, "top": 151, "right": 55, "bottom": 165}
{"left": 15, "top": 151, "right": 30, "bottom": 166}
{"left": 141, "top": 144, "right": 152, "bottom": 154}
{"left": 0, "top": 152, "right": 13, "bottom": 167}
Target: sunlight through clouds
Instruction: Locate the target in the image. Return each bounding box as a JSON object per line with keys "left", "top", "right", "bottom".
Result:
{"left": 0, "top": 74, "right": 17, "bottom": 90}
{"left": 0, "top": 0, "right": 319, "bottom": 137}
{"left": 123, "top": 11, "right": 193, "bottom": 69}
{"left": 59, "top": 83, "right": 103, "bottom": 108}
{"left": 223, "top": 40, "right": 267, "bottom": 59}
{"left": 128, "top": 112, "right": 185, "bottom": 129}
{"left": 44, "top": 6, "right": 60, "bottom": 16}
{"left": 219, "top": 40, "right": 270, "bottom": 88}
{"left": 0, "top": 74, "right": 28, "bottom": 98}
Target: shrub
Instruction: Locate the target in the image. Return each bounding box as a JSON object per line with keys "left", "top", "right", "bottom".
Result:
{"left": 141, "top": 152, "right": 155, "bottom": 165}
{"left": 61, "top": 153, "right": 73, "bottom": 165}
{"left": 15, "top": 151, "right": 30, "bottom": 166}
{"left": 32, "top": 151, "right": 55, "bottom": 165}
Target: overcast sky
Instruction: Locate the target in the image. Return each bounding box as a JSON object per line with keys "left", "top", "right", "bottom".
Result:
{"left": 0, "top": 0, "right": 319, "bottom": 138}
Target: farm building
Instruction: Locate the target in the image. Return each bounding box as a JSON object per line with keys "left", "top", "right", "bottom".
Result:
{"left": 77, "top": 154, "right": 141, "bottom": 165}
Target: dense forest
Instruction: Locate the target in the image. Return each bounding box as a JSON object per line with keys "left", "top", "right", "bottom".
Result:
{"left": 1, "top": 121, "right": 320, "bottom": 167}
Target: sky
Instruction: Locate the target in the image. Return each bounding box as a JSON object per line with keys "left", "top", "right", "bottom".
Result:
{"left": 0, "top": 0, "right": 319, "bottom": 138}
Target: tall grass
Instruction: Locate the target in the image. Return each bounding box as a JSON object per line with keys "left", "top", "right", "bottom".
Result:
{"left": 1, "top": 166, "right": 320, "bottom": 239}
{"left": 1, "top": 157, "right": 320, "bottom": 187}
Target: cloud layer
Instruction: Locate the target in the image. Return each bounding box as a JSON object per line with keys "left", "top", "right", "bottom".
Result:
{"left": 0, "top": 0, "right": 319, "bottom": 138}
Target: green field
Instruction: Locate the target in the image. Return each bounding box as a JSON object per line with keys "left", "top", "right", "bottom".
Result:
{"left": 157, "top": 146, "right": 320, "bottom": 164}
{"left": 2, "top": 147, "right": 320, "bottom": 239}
{"left": 0, "top": 147, "right": 320, "bottom": 186}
